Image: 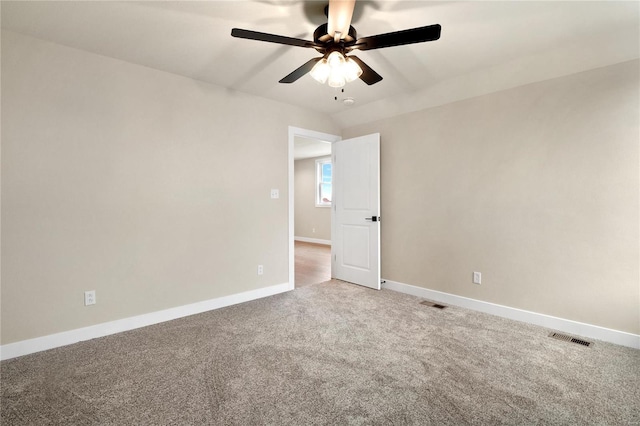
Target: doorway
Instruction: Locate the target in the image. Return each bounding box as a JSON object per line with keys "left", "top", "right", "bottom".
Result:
{"left": 288, "top": 127, "right": 341, "bottom": 289}
{"left": 294, "top": 241, "right": 331, "bottom": 287}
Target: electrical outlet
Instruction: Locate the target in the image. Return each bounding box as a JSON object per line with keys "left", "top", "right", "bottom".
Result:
{"left": 473, "top": 272, "right": 482, "bottom": 285}
{"left": 84, "top": 290, "right": 96, "bottom": 306}
{"left": 270, "top": 189, "right": 279, "bottom": 199}
{"left": 257, "top": 265, "right": 264, "bottom": 275}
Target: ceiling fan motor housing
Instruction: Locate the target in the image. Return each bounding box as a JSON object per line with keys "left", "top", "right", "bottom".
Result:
{"left": 313, "top": 23, "right": 357, "bottom": 52}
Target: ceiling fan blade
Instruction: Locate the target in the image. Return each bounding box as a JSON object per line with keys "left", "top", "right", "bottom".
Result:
{"left": 349, "top": 24, "right": 441, "bottom": 51}
{"left": 348, "top": 55, "right": 383, "bottom": 85}
{"left": 327, "top": 0, "right": 356, "bottom": 41}
{"left": 231, "top": 28, "right": 319, "bottom": 49}
{"left": 279, "top": 58, "right": 322, "bottom": 84}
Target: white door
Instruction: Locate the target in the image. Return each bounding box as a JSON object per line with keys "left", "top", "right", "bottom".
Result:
{"left": 332, "top": 133, "right": 380, "bottom": 290}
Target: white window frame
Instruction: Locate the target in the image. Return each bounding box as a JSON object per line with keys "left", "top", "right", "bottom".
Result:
{"left": 315, "top": 157, "right": 332, "bottom": 207}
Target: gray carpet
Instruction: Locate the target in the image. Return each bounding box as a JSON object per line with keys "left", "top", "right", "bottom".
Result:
{"left": 2, "top": 280, "right": 639, "bottom": 425}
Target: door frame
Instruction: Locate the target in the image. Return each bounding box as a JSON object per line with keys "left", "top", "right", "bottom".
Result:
{"left": 288, "top": 126, "right": 341, "bottom": 289}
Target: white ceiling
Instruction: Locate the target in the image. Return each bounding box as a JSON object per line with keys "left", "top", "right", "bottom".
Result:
{"left": 294, "top": 136, "right": 332, "bottom": 160}
{"left": 2, "top": 1, "right": 639, "bottom": 128}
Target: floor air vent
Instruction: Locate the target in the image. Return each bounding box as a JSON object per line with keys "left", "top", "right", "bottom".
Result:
{"left": 420, "top": 301, "right": 447, "bottom": 309}
{"left": 549, "top": 332, "right": 593, "bottom": 347}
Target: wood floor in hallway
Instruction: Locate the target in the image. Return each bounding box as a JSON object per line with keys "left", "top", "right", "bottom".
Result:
{"left": 295, "top": 241, "right": 331, "bottom": 287}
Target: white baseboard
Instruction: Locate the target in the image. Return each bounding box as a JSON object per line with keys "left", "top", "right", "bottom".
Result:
{"left": 0, "top": 282, "right": 291, "bottom": 361}
{"left": 382, "top": 279, "right": 640, "bottom": 350}
{"left": 294, "top": 236, "right": 331, "bottom": 245}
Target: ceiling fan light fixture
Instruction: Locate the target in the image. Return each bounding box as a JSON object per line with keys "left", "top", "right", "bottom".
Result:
{"left": 311, "top": 51, "right": 361, "bottom": 88}
{"left": 327, "top": 50, "right": 345, "bottom": 68}
{"left": 309, "top": 58, "right": 330, "bottom": 84}
{"left": 343, "top": 56, "right": 363, "bottom": 82}
{"left": 327, "top": 69, "right": 346, "bottom": 88}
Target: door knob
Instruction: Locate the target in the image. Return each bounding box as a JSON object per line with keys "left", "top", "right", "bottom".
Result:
{"left": 365, "top": 216, "right": 380, "bottom": 222}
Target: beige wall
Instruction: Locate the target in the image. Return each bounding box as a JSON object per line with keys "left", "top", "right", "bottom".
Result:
{"left": 0, "top": 31, "right": 338, "bottom": 344}
{"left": 343, "top": 60, "right": 640, "bottom": 334}
{"left": 294, "top": 157, "right": 331, "bottom": 241}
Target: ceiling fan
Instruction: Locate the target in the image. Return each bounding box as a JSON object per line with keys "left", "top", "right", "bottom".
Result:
{"left": 231, "top": 0, "right": 441, "bottom": 88}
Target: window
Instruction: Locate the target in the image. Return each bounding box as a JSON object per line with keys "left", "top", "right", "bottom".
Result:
{"left": 315, "top": 157, "right": 332, "bottom": 207}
